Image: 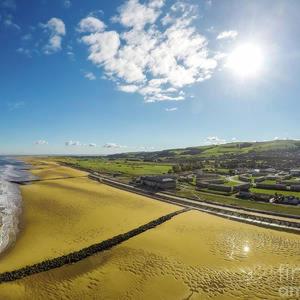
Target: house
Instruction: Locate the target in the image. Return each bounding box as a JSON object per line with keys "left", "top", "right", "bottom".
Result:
{"left": 233, "top": 183, "right": 250, "bottom": 192}
{"left": 265, "top": 174, "right": 277, "bottom": 180}
{"left": 290, "top": 169, "right": 300, "bottom": 176}
{"left": 234, "top": 168, "right": 249, "bottom": 175}
{"left": 290, "top": 185, "right": 300, "bottom": 192}
{"left": 253, "top": 176, "right": 265, "bottom": 183}
{"left": 178, "top": 174, "right": 194, "bottom": 183}
{"left": 264, "top": 168, "right": 277, "bottom": 174}
{"left": 207, "top": 184, "right": 232, "bottom": 193}
{"left": 238, "top": 175, "right": 251, "bottom": 182}
{"left": 248, "top": 169, "right": 260, "bottom": 175}
{"left": 196, "top": 173, "right": 219, "bottom": 179}
{"left": 256, "top": 183, "right": 287, "bottom": 190}
{"left": 140, "top": 175, "right": 177, "bottom": 190}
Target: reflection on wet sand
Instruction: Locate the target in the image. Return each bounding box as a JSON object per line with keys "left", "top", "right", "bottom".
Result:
{"left": 1, "top": 210, "right": 299, "bottom": 299}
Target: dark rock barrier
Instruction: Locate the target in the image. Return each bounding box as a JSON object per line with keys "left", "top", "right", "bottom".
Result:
{"left": 0, "top": 208, "right": 189, "bottom": 283}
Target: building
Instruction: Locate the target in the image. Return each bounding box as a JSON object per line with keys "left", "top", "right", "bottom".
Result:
{"left": 255, "top": 183, "right": 287, "bottom": 190}
{"left": 233, "top": 183, "right": 250, "bottom": 192}
{"left": 238, "top": 175, "right": 251, "bottom": 182}
{"left": 264, "top": 168, "right": 277, "bottom": 174}
{"left": 140, "top": 175, "right": 177, "bottom": 190}
{"left": 265, "top": 174, "right": 278, "bottom": 180}
{"left": 290, "top": 169, "right": 300, "bottom": 176}
{"left": 178, "top": 174, "right": 194, "bottom": 183}
{"left": 253, "top": 176, "right": 265, "bottom": 183}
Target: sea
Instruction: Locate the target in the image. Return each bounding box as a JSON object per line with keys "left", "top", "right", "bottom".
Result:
{"left": 0, "top": 157, "right": 35, "bottom": 254}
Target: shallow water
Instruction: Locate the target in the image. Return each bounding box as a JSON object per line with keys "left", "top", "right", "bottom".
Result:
{"left": 0, "top": 157, "right": 34, "bottom": 254}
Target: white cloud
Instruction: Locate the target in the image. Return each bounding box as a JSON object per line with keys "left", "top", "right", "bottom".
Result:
{"left": 80, "top": 0, "right": 218, "bottom": 102}
{"left": 84, "top": 71, "right": 96, "bottom": 80}
{"left": 81, "top": 31, "right": 120, "bottom": 64}
{"left": 63, "top": 0, "right": 71, "bottom": 8}
{"left": 112, "top": 0, "right": 163, "bottom": 30}
{"left": 137, "top": 145, "right": 155, "bottom": 151}
{"left": 205, "top": 136, "right": 226, "bottom": 145}
{"left": 118, "top": 84, "right": 139, "bottom": 93}
{"left": 217, "top": 30, "right": 238, "bottom": 40}
{"left": 35, "top": 140, "right": 48, "bottom": 145}
{"left": 165, "top": 107, "right": 178, "bottom": 112}
{"left": 65, "top": 141, "right": 98, "bottom": 147}
{"left": 7, "top": 101, "right": 24, "bottom": 110}
{"left": 273, "top": 137, "right": 279, "bottom": 140}
{"left": 65, "top": 140, "right": 81, "bottom": 146}
{"left": 21, "top": 33, "right": 32, "bottom": 41}
{"left": 103, "top": 143, "right": 126, "bottom": 149}
{"left": 16, "top": 47, "right": 35, "bottom": 57}
{"left": 42, "top": 17, "right": 66, "bottom": 54}
{"left": 77, "top": 16, "right": 106, "bottom": 33}
{"left": 3, "top": 14, "right": 20, "bottom": 30}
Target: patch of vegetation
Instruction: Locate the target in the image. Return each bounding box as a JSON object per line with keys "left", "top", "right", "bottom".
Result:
{"left": 57, "top": 157, "right": 173, "bottom": 177}
{"left": 250, "top": 188, "right": 300, "bottom": 198}
{"left": 261, "top": 180, "right": 277, "bottom": 184}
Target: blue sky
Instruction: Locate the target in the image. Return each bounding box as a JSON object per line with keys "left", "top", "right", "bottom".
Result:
{"left": 0, "top": 0, "right": 299, "bottom": 155}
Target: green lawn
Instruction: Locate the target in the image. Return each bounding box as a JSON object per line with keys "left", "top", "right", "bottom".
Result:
{"left": 195, "top": 188, "right": 232, "bottom": 196}
{"left": 261, "top": 180, "right": 277, "bottom": 184}
{"left": 57, "top": 157, "right": 172, "bottom": 177}
{"left": 223, "top": 180, "right": 240, "bottom": 187}
{"left": 250, "top": 188, "right": 300, "bottom": 198}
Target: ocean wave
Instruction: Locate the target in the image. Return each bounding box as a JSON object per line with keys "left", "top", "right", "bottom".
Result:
{"left": 0, "top": 158, "right": 34, "bottom": 254}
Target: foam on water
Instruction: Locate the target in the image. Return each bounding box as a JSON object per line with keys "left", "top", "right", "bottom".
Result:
{"left": 0, "top": 157, "right": 34, "bottom": 254}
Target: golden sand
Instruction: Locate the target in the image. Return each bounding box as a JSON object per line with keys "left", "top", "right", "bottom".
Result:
{"left": 0, "top": 161, "right": 179, "bottom": 273}
{"left": 0, "top": 160, "right": 299, "bottom": 299}
{"left": 1, "top": 210, "right": 299, "bottom": 299}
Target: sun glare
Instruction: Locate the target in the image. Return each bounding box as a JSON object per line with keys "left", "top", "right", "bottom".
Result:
{"left": 227, "top": 43, "right": 263, "bottom": 78}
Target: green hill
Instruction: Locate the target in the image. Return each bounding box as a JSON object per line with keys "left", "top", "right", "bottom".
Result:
{"left": 107, "top": 140, "right": 300, "bottom": 162}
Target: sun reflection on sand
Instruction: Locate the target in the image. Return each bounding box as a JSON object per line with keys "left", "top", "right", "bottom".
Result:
{"left": 243, "top": 244, "right": 250, "bottom": 254}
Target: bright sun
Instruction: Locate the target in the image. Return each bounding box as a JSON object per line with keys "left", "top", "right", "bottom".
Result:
{"left": 227, "top": 43, "right": 263, "bottom": 78}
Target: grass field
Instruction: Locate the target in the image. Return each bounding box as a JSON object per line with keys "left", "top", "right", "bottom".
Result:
{"left": 261, "top": 180, "right": 277, "bottom": 184}
{"left": 57, "top": 157, "right": 172, "bottom": 177}
{"left": 1, "top": 210, "right": 299, "bottom": 299}
{"left": 0, "top": 160, "right": 178, "bottom": 273}
{"left": 250, "top": 187, "right": 300, "bottom": 198}
{"left": 223, "top": 180, "right": 241, "bottom": 187}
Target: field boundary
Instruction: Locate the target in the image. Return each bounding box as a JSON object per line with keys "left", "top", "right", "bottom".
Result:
{"left": 0, "top": 208, "right": 188, "bottom": 283}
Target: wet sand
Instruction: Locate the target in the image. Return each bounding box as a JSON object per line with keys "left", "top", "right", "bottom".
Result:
{"left": 1, "top": 210, "right": 299, "bottom": 299}
{"left": 0, "top": 160, "right": 299, "bottom": 299}
{"left": 0, "top": 160, "right": 179, "bottom": 273}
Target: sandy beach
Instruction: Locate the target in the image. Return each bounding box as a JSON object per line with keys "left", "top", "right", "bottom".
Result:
{"left": 0, "top": 160, "right": 179, "bottom": 273}
{"left": 0, "top": 160, "right": 299, "bottom": 299}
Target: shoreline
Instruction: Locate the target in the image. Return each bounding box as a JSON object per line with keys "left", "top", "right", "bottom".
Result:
{"left": 0, "top": 159, "right": 180, "bottom": 274}
{"left": 0, "top": 158, "right": 34, "bottom": 256}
